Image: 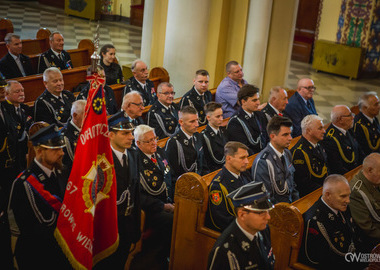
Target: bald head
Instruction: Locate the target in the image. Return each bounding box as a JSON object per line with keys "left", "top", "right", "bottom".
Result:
{"left": 330, "top": 105, "right": 354, "bottom": 130}
{"left": 363, "top": 153, "right": 380, "bottom": 186}
{"left": 322, "top": 174, "right": 350, "bottom": 212}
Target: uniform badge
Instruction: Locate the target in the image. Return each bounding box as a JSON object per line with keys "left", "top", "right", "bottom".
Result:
{"left": 144, "top": 159, "right": 148, "bottom": 164}
{"left": 241, "top": 241, "right": 250, "bottom": 251}
{"left": 294, "top": 160, "right": 304, "bottom": 165}
{"left": 153, "top": 176, "right": 158, "bottom": 181}
{"left": 144, "top": 170, "right": 151, "bottom": 176}
{"left": 328, "top": 213, "right": 335, "bottom": 220}
{"left": 184, "top": 139, "right": 188, "bottom": 145}
{"left": 197, "top": 96, "right": 200, "bottom": 100}
{"left": 57, "top": 116, "right": 61, "bottom": 120}
{"left": 162, "top": 108, "right": 166, "bottom": 113}
{"left": 223, "top": 243, "right": 229, "bottom": 249}
{"left": 152, "top": 182, "right": 157, "bottom": 187}
{"left": 210, "top": 190, "right": 222, "bottom": 205}
{"left": 169, "top": 126, "right": 172, "bottom": 130}
{"left": 200, "top": 111, "right": 203, "bottom": 115}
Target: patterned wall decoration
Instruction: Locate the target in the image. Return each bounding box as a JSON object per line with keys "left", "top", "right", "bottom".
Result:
{"left": 101, "top": 0, "right": 113, "bottom": 15}
{"left": 337, "top": 0, "right": 348, "bottom": 43}
{"left": 362, "top": 0, "right": 380, "bottom": 73}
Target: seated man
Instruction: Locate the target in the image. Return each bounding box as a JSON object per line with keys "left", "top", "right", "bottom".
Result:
{"left": 121, "top": 90, "right": 145, "bottom": 127}
{"left": 165, "top": 106, "right": 205, "bottom": 196}
{"left": 350, "top": 153, "right": 380, "bottom": 253}
{"left": 215, "top": 61, "right": 247, "bottom": 118}
{"left": 34, "top": 67, "right": 75, "bottom": 127}
{"left": 354, "top": 91, "right": 380, "bottom": 155}
{"left": 38, "top": 31, "right": 73, "bottom": 73}
{"left": 147, "top": 82, "right": 178, "bottom": 139}
{"left": 321, "top": 105, "right": 363, "bottom": 175}
{"left": 300, "top": 174, "right": 360, "bottom": 269}
{"left": 291, "top": 115, "right": 328, "bottom": 197}
{"left": 0, "top": 33, "right": 34, "bottom": 79}
{"left": 207, "top": 141, "right": 252, "bottom": 232}
{"left": 252, "top": 116, "right": 299, "bottom": 204}
{"left": 208, "top": 182, "right": 275, "bottom": 270}
{"left": 201, "top": 102, "right": 227, "bottom": 173}
{"left": 179, "top": 69, "right": 212, "bottom": 125}
{"left": 262, "top": 86, "right": 288, "bottom": 121}
{"left": 284, "top": 78, "right": 317, "bottom": 137}
{"left": 123, "top": 59, "right": 156, "bottom": 106}
{"left": 226, "top": 84, "right": 268, "bottom": 155}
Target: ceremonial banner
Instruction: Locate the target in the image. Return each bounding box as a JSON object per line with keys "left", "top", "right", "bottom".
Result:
{"left": 55, "top": 74, "right": 119, "bottom": 269}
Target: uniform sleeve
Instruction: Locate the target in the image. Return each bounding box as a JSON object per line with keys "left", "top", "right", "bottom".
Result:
{"left": 251, "top": 158, "right": 277, "bottom": 204}
{"left": 320, "top": 138, "right": 346, "bottom": 175}
{"left": 165, "top": 138, "right": 180, "bottom": 181}
{"left": 147, "top": 111, "right": 165, "bottom": 139}
{"left": 302, "top": 218, "right": 329, "bottom": 266}
{"left": 208, "top": 246, "right": 231, "bottom": 270}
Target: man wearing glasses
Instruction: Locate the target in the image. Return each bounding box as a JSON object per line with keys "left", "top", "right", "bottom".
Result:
{"left": 321, "top": 105, "right": 364, "bottom": 175}
{"left": 284, "top": 78, "right": 318, "bottom": 137}
{"left": 147, "top": 82, "right": 179, "bottom": 139}
{"left": 121, "top": 90, "right": 145, "bottom": 127}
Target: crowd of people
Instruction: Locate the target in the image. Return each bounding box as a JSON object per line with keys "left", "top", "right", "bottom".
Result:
{"left": 0, "top": 32, "right": 379, "bottom": 270}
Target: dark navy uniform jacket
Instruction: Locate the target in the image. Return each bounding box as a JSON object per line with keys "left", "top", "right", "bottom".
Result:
{"left": 320, "top": 124, "right": 364, "bottom": 175}
{"left": 201, "top": 124, "right": 227, "bottom": 173}
{"left": 291, "top": 136, "right": 328, "bottom": 197}
{"left": 38, "top": 49, "right": 73, "bottom": 73}
{"left": 261, "top": 103, "right": 279, "bottom": 122}
{"left": 179, "top": 86, "right": 212, "bottom": 125}
{"left": 61, "top": 120, "right": 80, "bottom": 169}
{"left": 123, "top": 76, "right": 157, "bottom": 106}
{"left": 353, "top": 112, "right": 380, "bottom": 156}
{"left": 208, "top": 222, "right": 275, "bottom": 270}
{"left": 0, "top": 53, "right": 34, "bottom": 79}
{"left": 34, "top": 89, "right": 75, "bottom": 127}
{"left": 147, "top": 100, "right": 179, "bottom": 139}
{"left": 226, "top": 107, "right": 269, "bottom": 155}
{"left": 207, "top": 166, "right": 252, "bottom": 232}
{"left": 284, "top": 92, "right": 317, "bottom": 137}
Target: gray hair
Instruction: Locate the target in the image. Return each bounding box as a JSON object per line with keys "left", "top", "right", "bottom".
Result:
{"left": 71, "top": 99, "right": 86, "bottom": 116}
{"left": 157, "top": 82, "right": 173, "bottom": 93}
{"left": 131, "top": 59, "right": 145, "bottom": 72}
{"left": 301, "top": 114, "right": 323, "bottom": 134}
{"left": 4, "top": 33, "right": 20, "bottom": 44}
{"left": 134, "top": 124, "right": 155, "bottom": 143}
{"left": 122, "top": 90, "right": 142, "bottom": 107}
{"left": 322, "top": 174, "right": 348, "bottom": 196}
{"left": 4, "top": 80, "right": 21, "bottom": 94}
{"left": 49, "top": 31, "right": 63, "bottom": 41}
{"left": 358, "top": 91, "right": 378, "bottom": 110}
{"left": 268, "top": 86, "right": 284, "bottom": 102}
{"left": 43, "top": 67, "right": 62, "bottom": 82}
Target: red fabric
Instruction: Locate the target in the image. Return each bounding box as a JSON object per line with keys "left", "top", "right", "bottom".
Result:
{"left": 55, "top": 74, "right": 118, "bottom": 269}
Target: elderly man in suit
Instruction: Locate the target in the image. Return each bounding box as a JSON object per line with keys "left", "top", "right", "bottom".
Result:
{"left": 262, "top": 86, "right": 288, "bottom": 122}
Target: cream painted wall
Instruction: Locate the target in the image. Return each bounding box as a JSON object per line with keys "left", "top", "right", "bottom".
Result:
{"left": 317, "top": 0, "right": 341, "bottom": 42}
{"left": 149, "top": 0, "right": 168, "bottom": 68}
{"left": 112, "top": 0, "right": 131, "bottom": 18}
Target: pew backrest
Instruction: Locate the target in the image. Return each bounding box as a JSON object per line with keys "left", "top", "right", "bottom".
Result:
{"left": 0, "top": 18, "right": 13, "bottom": 42}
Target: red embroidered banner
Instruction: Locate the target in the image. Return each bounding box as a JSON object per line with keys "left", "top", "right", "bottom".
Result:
{"left": 55, "top": 75, "right": 119, "bottom": 269}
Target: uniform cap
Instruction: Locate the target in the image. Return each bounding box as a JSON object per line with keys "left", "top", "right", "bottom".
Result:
{"left": 30, "top": 124, "right": 65, "bottom": 149}
{"left": 108, "top": 111, "right": 135, "bottom": 131}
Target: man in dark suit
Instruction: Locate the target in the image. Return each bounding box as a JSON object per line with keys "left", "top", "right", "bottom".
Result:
{"left": 262, "top": 86, "right": 288, "bottom": 122}
{"left": 284, "top": 78, "right": 317, "bottom": 137}
{"left": 121, "top": 90, "right": 145, "bottom": 127}
{"left": 201, "top": 102, "right": 227, "bottom": 173}
{"left": 226, "top": 84, "right": 269, "bottom": 155}
{"left": 147, "top": 82, "right": 178, "bottom": 139}
{"left": 354, "top": 91, "right": 380, "bottom": 155}
{"left": 179, "top": 69, "right": 212, "bottom": 125}
{"left": 123, "top": 59, "right": 156, "bottom": 106}
{"left": 38, "top": 31, "right": 73, "bottom": 73}
{"left": 0, "top": 33, "right": 34, "bottom": 79}
{"left": 34, "top": 67, "right": 75, "bottom": 127}
{"left": 321, "top": 105, "right": 364, "bottom": 175}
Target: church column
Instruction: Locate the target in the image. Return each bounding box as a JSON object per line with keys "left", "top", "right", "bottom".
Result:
{"left": 140, "top": 0, "right": 155, "bottom": 67}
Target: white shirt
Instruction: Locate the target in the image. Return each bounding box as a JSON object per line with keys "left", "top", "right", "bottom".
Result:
{"left": 209, "top": 125, "right": 220, "bottom": 135}
{"left": 194, "top": 87, "right": 205, "bottom": 96}
{"left": 51, "top": 48, "right": 62, "bottom": 59}
{"left": 180, "top": 127, "right": 192, "bottom": 140}
{"left": 321, "top": 197, "right": 338, "bottom": 215}
{"left": 158, "top": 100, "right": 170, "bottom": 110}
{"left": 269, "top": 142, "right": 284, "bottom": 158}
{"left": 136, "top": 78, "right": 146, "bottom": 90}
{"left": 243, "top": 109, "right": 253, "bottom": 118}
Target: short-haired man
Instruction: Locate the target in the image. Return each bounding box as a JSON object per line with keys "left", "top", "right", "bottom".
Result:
{"left": 34, "top": 67, "right": 75, "bottom": 127}
{"left": 321, "top": 105, "right": 363, "bottom": 175}
{"left": 8, "top": 124, "right": 70, "bottom": 269}
{"left": 262, "top": 86, "right": 288, "bottom": 122}
{"left": 226, "top": 84, "right": 269, "bottom": 155}
{"left": 207, "top": 141, "right": 252, "bottom": 232}
{"left": 208, "top": 182, "right": 275, "bottom": 270}
{"left": 350, "top": 153, "right": 380, "bottom": 253}
{"left": 354, "top": 91, "right": 380, "bottom": 155}
{"left": 147, "top": 82, "right": 179, "bottom": 139}
{"left": 215, "top": 61, "right": 248, "bottom": 118}
{"left": 291, "top": 115, "right": 328, "bottom": 197}
{"left": 0, "top": 33, "right": 34, "bottom": 78}
{"left": 121, "top": 90, "right": 145, "bottom": 127}
{"left": 61, "top": 99, "right": 86, "bottom": 169}
{"left": 284, "top": 78, "right": 317, "bottom": 137}
{"left": 179, "top": 69, "right": 212, "bottom": 125}
{"left": 165, "top": 106, "right": 206, "bottom": 195}
{"left": 124, "top": 59, "right": 157, "bottom": 106}
{"left": 300, "top": 175, "right": 360, "bottom": 269}
{"left": 252, "top": 116, "right": 299, "bottom": 204}
{"left": 201, "top": 102, "right": 227, "bottom": 172}
{"left": 38, "top": 31, "right": 73, "bottom": 73}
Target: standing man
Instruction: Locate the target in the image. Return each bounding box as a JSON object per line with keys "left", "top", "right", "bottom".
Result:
{"left": 208, "top": 182, "right": 275, "bottom": 270}
{"left": 8, "top": 124, "right": 70, "bottom": 269}
{"left": 121, "top": 90, "right": 145, "bottom": 127}
{"left": 262, "top": 86, "right": 288, "bottom": 122}
{"left": 252, "top": 116, "right": 299, "bottom": 204}
{"left": 38, "top": 31, "right": 73, "bottom": 73}
{"left": 179, "top": 69, "right": 212, "bottom": 125}
{"left": 215, "top": 60, "right": 248, "bottom": 118}
{"left": 291, "top": 115, "right": 328, "bottom": 197}
{"left": 147, "top": 82, "right": 178, "bottom": 139}
{"left": 354, "top": 91, "right": 380, "bottom": 155}
{"left": 284, "top": 78, "right": 317, "bottom": 137}
{"left": 124, "top": 59, "right": 156, "bottom": 106}
{"left": 201, "top": 102, "right": 227, "bottom": 172}
{"left": 34, "top": 67, "right": 75, "bottom": 127}
{"left": 0, "top": 33, "right": 34, "bottom": 79}
{"left": 226, "top": 84, "right": 269, "bottom": 155}
{"left": 321, "top": 105, "right": 363, "bottom": 175}
{"left": 207, "top": 141, "right": 252, "bottom": 232}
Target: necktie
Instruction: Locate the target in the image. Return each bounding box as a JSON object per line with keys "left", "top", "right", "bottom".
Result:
{"left": 15, "top": 56, "right": 26, "bottom": 76}
{"left": 16, "top": 107, "right": 22, "bottom": 119}
{"left": 122, "top": 153, "right": 128, "bottom": 168}
{"left": 338, "top": 211, "right": 346, "bottom": 224}
{"left": 58, "top": 96, "right": 64, "bottom": 104}
{"left": 307, "top": 100, "right": 312, "bottom": 110}
{"left": 151, "top": 154, "right": 157, "bottom": 164}
{"left": 281, "top": 155, "right": 286, "bottom": 168}
{"left": 58, "top": 53, "right": 63, "bottom": 61}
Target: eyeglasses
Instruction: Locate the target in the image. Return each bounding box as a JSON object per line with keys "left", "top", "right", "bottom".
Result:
{"left": 160, "top": 91, "right": 176, "bottom": 96}
{"left": 141, "top": 136, "right": 159, "bottom": 144}
{"left": 301, "top": 86, "right": 316, "bottom": 92}
{"left": 243, "top": 208, "right": 270, "bottom": 216}
{"left": 131, "top": 102, "right": 144, "bottom": 108}
{"left": 341, "top": 113, "right": 355, "bottom": 118}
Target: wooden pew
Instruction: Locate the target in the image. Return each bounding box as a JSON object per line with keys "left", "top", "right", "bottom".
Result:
{"left": 0, "top": 18, "right": 13, "bottom": 42}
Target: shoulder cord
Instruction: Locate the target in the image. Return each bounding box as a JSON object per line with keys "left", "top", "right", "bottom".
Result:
{"left": 139, "top": 172, "right": 167, "bottom": 196}
{"left": 304, "top": 219, "right": 319, "bottom": 265}
{"left": 188, "top": 99, "right": 207, "bottom": 125}
{"left": 220, "top": 183, "right": 236, "bottom": 216}
{"left": 227, "top": 250, "right": 240, "bottom": 270}
{"left": 176, "top": 140, "right": 197, "bottom": 173}
{"left": 326, "top": 129, "right": 355, "bottom": 163}
{"left": 202, "top": 133, "right": 225, "bottom": 164}
{"left": 235, "top": 116, "right": 261, "bottom": 147}
{"left": 352, "top": 180, "right": 380, "bottom": 222}
{"left": 358, "top": 122, "right": 380, "bottom": 150}
{"left": 266, "top": 159, "right": 289, "bottom": 195}
{"left": 64, "top": 136, "right": 74, "bottom": 161}
{"left": 41, "top": 99, "right": 65, "bottom": 126}
{"left": 293, "top": 146, "right": 328, "bottom": 178}
{"left": 153, "top": 112, "right": 175, "bottom": 138}
{"left": 116, "top": 188, "right": 130, "bottom": 206}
